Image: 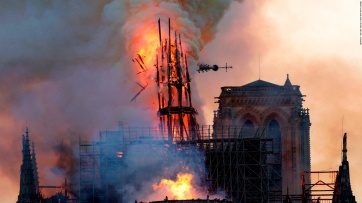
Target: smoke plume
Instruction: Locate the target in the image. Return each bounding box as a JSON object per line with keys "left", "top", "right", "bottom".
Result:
{"left": 0, "top": 1, "right": 241, "bottom": 202}
{"left": 196, "top": 0, "right": 362, "bottom": 202}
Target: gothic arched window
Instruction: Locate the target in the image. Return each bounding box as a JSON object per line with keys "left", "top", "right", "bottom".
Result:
{"left": 267, "top": 119, "right": 282, "bottom": 190}
{"left": 241, "top": 120, "right": 254, "bottom": 138}
{"left": 268, "top": 119, "right": 281, "bottom": 153}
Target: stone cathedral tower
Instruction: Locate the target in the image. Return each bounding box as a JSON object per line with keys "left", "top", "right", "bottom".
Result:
{"left": 213, "top": 75, "right": 311, "bottom": 195}
{"left": 17, "top": 128, "right": 39, "bottom": 203}
{"left": 332, "top": 133, "right": 356, "bottom": 203}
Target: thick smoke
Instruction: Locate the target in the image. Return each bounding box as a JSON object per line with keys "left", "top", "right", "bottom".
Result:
{"left": 123, "top": 0, "right": 242, "bottom": 62}
{"left": 118, "top": 143, "right": 207, "bottom": 202}
{"left": 197, "top": 0, "right": 362, "bottom": 202}
{"left": 122, "top": 0, "right": 243, "bottom": 123}
{"left": 0, "top": 0, "right": 241, "bottom": 202}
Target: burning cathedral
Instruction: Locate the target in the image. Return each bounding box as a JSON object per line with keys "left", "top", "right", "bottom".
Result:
{"left": 17, "top": 18, "right": 357, "bottom": 203}
{"left": 75, "top": 75, "right": 315, "bottom": 202}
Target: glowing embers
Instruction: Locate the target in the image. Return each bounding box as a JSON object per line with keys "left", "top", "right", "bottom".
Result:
{"left": 152, "top": 173, "right": 198, "bottom": 200}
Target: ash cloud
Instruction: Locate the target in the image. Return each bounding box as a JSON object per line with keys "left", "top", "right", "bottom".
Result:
{"left": 0, "top": 0, "right": 241, "bottom": 202}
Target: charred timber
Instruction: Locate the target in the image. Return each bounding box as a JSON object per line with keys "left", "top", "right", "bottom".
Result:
{"left": 158, "top": 107, "right": 198, "bottom": 116}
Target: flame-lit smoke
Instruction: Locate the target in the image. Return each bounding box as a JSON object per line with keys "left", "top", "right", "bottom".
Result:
{"left": 124, "top": 0, "right": 242, "bottom": 63}
{"left": 0, "top": 1, "right": 241, "bottom": 202}
{"left": 196, "top": 0, "right": 362, "bottom": 202}
{"left": 143, "top": 171, "right": 225, "bottom": 202}
{"left": 122, "top": 1, "right": 243, "bottom": 126}
{"left": 123, "top": 0, "right": 242, "bottom": 78}
{"left": 118, "top": 143, "right": 208, "bottom": 202}
{"left": 50, "top": 143, "right": 78, "bottom": 197}
{"left": 152, "top": 173, "right": 198, "bottom": 200}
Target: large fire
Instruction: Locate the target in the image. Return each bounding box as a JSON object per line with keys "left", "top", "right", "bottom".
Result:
{"left": 128, "top": 17, "right": 198, "bottom": 141}
{"left": 131, "top": 23, "right": 159, "bottom": 86}
{"left": 152, "top": 173, "right": 198, "bottom": 200}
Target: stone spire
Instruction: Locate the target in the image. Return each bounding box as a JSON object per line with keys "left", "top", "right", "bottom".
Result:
{"left": 31, "top": 142, "right": 39, "bottom": 193}
{"left": 332, "top": 133, "right": 356, "bottom": 203}
{"left": 17, "top": 128, "right": 39, "bottom": 203}
{"left": 342, "top": 133, "right": 347, "bottom": 162}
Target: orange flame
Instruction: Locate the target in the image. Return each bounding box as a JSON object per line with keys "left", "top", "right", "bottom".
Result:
{"left": 129, "top": 19, "right": 193, "bottom": 134}
{"left": 132, "top": 23, "right": 159, "bottom": 71}
{"left": 152, "top": 173, "right": 198, "bottom": 200}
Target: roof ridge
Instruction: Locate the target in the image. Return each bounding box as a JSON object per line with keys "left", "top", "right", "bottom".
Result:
{"left": 242, "top": 79, "right": 280, "bottom": 87}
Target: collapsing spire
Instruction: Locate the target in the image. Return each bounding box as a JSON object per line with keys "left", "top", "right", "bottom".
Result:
{"left": 155, "top": 18, "right": 199, "bottom": 142}
{"left": 17, "top": 128, "right": 39, "bottom": 203}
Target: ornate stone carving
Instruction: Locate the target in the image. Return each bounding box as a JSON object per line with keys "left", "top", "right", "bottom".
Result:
{"left": 234, "top": 107, "right": 262, "bottom": 126}
{"left": 261, "top": 107, "right": 289, "bottom": 127}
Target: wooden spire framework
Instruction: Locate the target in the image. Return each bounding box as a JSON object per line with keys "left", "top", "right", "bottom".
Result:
{"left": 156, "top": 18, "right": 199, "bottom": 142}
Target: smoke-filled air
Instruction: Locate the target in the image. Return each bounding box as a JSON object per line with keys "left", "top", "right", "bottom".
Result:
{"left": 0, "top": 1, "right": 240, "bottom": 202}
{"left": 2, "top": 0, "right": 362, "bottom": 202}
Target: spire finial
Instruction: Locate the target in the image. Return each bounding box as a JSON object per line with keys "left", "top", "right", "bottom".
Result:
{"left": 25, "top": 127, "right": 29, "bottom": 139}
{"left": 258, "top": 53, "right": 260, "bottom": 80}
{"left": 343, "top": 133, "right": 347, "bottom": 162}
{"left": 341, "top": 116, "right": 344, "bottom": 161}
{"left": 32, "top": 142, "right": 35, "bottom": 153}
{"left": 284, "top": 74, "right": 292, "bottom": 86}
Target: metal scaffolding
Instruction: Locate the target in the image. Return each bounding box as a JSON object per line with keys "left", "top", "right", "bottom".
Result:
{"left": 79, "top": 141, "right": 103, "bottom": 203}
{"left": 78, "top": 125, "right": 284, "bottom": 203}
{"left": 79, "top": 130, "right": 125, "bottom": 203}
{"left": 302, "top": 171, "right": 338, "bottom": 203}
{"left": 201, "top": 138, "right": 270, "bottom": 202}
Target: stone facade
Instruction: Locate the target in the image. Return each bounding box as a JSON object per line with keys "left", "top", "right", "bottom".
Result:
{"left": 213, "top": 75, "right": 311, "bottom": 195}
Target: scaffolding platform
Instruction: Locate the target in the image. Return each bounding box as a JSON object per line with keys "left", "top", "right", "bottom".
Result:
{"left": 79, "top": 125, "right": 283, "bottom": 203}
